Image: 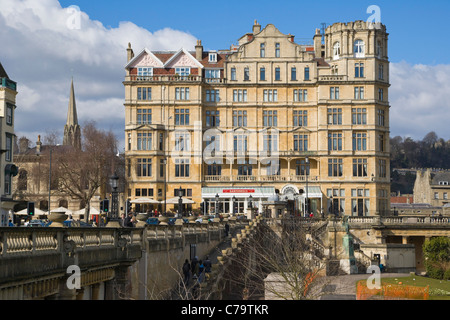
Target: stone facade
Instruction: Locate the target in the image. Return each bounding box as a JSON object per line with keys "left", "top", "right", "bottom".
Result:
{"left": 0, "top": 62, "right": 18, "bottom": 226}
{"left": 414, "top": 169, "right": 450, "bottom": 207}
{"left": 123, "top": 20, "right": 391, "bottom": 217}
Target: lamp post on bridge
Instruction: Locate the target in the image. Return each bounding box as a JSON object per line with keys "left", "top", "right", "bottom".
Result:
{"left": 215, "top": 193, "right": 220, "bottom": 218}
{"left": 248, "top": 195, "right": 254, "bottom": 219}
{"left": 106, "top": 173, "right": 121, "bottom": 228}
{"left": 305, "top": 156, "right": 309, "bottom": 217}
{"left": 178, "top": 186, "right": 184, "bottom": 218}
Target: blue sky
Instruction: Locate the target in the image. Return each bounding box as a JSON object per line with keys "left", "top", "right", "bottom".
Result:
{"left": 1, "top": 0, "right": 450, "bottom": 151}
{"left": 58, "top": 0, "right": 450, "bottom": 65}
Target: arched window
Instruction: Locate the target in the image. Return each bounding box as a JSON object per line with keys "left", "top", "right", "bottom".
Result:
{"left": 18, "top": 169, "right": 28, "bottom": 191}
{"left": 333, "top": 42, "right": 341, "bottom": 60}
{"left": 59, "top": 199, "right": 68, "bottom": 208}
{"left": 354, "top": 40, "right": 365, "bottom": 58}
{"left": 39, "top": 200, "right": 49, "bottom": 211}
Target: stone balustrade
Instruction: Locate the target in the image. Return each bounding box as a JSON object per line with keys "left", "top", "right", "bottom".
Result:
{"left": 347, "top": 216, "right": 450, "bottom": 226}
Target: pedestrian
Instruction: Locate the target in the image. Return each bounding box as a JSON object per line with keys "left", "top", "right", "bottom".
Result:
{"left": 198, "top": 260, "right": 204, "bottom": 276}
{"left": 182, "top": 259, "right": 191, "bottom": 284}
{"left": 191, "top": 256, "right": 198, "bottom": 275}
{"left": 203, "top": 255, "right": 212, "bottom": 273}
{"left": 225, "top": 222, "right": 230, "bottom": 237}
{"left": 124, "top": 212, "right": 134, "bottom": 227}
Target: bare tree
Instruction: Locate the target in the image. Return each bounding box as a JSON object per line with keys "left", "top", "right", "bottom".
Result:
{"left": 220, "top": 219, "right": 328, "bottom": 300}
{"left": 53, "top": 121, "right": 120, "bottom": 222}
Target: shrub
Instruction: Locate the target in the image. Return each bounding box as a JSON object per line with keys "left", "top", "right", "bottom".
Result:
{"left": 444, "top": 268, "right": 450, "bottom": 281}
{"left": 423, "top": 237, "right": 450, "bottom": 280}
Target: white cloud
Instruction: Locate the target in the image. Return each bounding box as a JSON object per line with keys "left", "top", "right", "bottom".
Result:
{"left": 0, "top": 0, "right": 197, "bottom": 150}
{"left": 1, "top": 0, "right": 449, "bottom": 154}
{"left": 390, "top": 61, "right": 450, "bottom": 141}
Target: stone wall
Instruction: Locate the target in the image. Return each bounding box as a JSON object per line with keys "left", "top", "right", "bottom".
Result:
{"left": 128, "top": 218, "right": 247, "bottom": 300}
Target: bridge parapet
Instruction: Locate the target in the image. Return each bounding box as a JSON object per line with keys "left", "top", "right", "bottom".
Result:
{"left": 348, "top": 216, "right": 450, "bottom": 226}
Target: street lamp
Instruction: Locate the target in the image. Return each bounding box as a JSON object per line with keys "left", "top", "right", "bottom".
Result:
{"left": 107, "top": 173, "right": 120, "bottom": 227}
{"left": 163, "top": 158, "right": 167, "bottom": 216}
{"left": 178, "top": 186, "right": 184, "bottom": 218}
{"left": 305, "top": 157, "right": 309, "bottom": 217}
{"left": 232, "top": 195, "right": 236, "bottom": 215}
{"left": 215, "top": 193, "right": 220, "bottom": 218}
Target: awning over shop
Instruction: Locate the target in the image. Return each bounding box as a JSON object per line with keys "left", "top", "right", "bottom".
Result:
{"left": 202, "top": 186, "right": 276, "bottom": 199}
{"left": 303, "top": 186, "right": 323, "bottom": 199}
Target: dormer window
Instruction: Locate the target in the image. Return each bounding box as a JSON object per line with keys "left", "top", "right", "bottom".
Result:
{"left": 208, "top": 52, "right": 217, "bottom": 63}
{"left": 439, "top": 181, "right": 449, "bottom": 186}
{"left": 138, "top": 67, "right": 153, "bottom": 78}
{"left": 175, "top": 67, "right": 190, "bottom": 76}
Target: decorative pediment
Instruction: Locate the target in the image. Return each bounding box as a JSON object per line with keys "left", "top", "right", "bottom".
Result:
{"left": 164, "top": 48, "right": 204, "bottom": 69}
{"left": 126, "top": 49, "right": 164, "bottom": 69}
{"left": 290, "top": 126, "right": 312, "bottom": 133}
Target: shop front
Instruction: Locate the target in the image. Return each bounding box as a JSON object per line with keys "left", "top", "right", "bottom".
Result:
{"left": 201, "top": 187, "right": 276, "bottom": 217}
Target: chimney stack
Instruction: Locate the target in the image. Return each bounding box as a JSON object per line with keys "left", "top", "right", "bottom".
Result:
{"left": 36, "top": 135, "right": 42, "bottom": 155}
{"left": 253, "top": 20, "right": 261, "bottom": 34}
{"left": 313, "top": 28, "right": 322, "bottom": 56}
{"left": 127, "top": 42, "right": 134, "bottom": 62}
{"left": 195, "top": 40, "right": 203, "bottom": 61}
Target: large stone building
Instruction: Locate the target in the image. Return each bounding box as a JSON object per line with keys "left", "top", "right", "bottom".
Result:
{"left": 123, "top": 20, "right": 391, "bottom": 217}
{"left": 0, "top": 62, "right": 19, "bottom": 226}
{"left": 414, "top": 169, "right": 450, "bottom": 207}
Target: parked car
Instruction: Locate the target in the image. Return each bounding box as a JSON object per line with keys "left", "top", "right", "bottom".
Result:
{"left": 146, "top": 218, "right": 160, "bottom": 225}
{"left": 195, "top": 215, "right": 216, "bottom": 223}
{"left": 168, "top": 218, "right": 189, "bottom": 225}
{"left": 27, "top": 220, "right": 47, "bottom": 227}
{"left": 44, "top": 220, "right": 93, "bottom": 227}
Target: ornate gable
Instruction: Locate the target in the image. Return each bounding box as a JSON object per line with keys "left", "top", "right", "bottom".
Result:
{"left": 126, "top": 49, "right": 164, "bottom": 69}
{"left": 164, "top": 48, "right": 204, "bottom": 69}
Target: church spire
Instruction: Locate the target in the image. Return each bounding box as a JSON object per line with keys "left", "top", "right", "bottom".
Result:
{"left": 66, "top": 77, "right": 78, "bottom": 126}
{"left": 63, "top": 78, "right": 81, "bottom": 149}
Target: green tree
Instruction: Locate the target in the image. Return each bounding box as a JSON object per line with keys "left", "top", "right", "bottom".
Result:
{"left": 423, "top": 237, "right": 450, "bottom": 280}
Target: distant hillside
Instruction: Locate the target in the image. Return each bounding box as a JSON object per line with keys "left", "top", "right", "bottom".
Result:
{"left": 390, "top": 132, "right": 450, "bottom": 169}
{"left": 390, "top": 132, "right": 450, "bottom": 195}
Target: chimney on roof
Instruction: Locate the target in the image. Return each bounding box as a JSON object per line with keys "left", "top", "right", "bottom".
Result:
{"left": 127, "top": 42, "right": 134, "bottom": 62}
{"left": 195, "top": 40, "right": 203, "bottom": 61}
{"left": 313, "top": 28, "right": 322, "bottom": 56}
{"left": 253, "top": 20, "right": 261, "bottom": 34}
{"left": 36, "top": 135, "right": 42, "bottom": 155}
{"left": 288, "top": 33, "right": 295, "bottom": 42}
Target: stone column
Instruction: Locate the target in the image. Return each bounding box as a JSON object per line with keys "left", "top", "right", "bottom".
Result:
{"left": 91, "top": 283, "right": 102, "bottom": 300}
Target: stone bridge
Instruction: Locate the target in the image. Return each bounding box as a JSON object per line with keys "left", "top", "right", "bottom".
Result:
{"left": 1, "top": 215, "right": 449, "bottom": 300}
{"left": 0, "top": 217, "right": 249, "bottom": 300}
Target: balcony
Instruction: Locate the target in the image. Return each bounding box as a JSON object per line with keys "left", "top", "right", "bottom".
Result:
{"left": 318, "top": 75, "right": 348, "bottom": 82}
{"left": 127, "top": 75, "right": 202, "bottom": 83}
{"left": 203, "top": 175, "right": 319, "bottom": 183}
{"left": 126, "top": 75, "right": 228, "bottom": 84}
